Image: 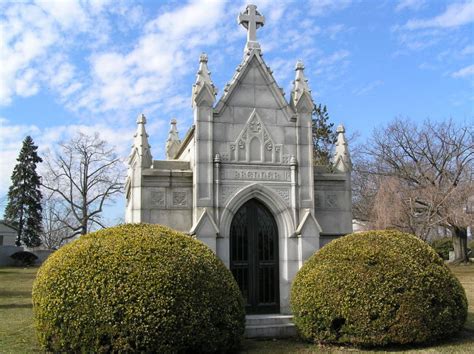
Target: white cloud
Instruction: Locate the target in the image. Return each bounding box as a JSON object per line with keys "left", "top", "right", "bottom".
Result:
{"left": 309, "top": 0, "right": 352, "bottom": 16}
{"left": 352, "top": 80, "right": 383, "bottom": 96}
{"left": 317, "top": 50, "right": 350, "bottom": 66}
{"left": 63, "top": 0, "right": 229, "bottom": 116}
{"left": 0, "top": 0, "right": 140, "bottom": 107}
{"left": 395, "top": 0, "right": 426, "bottom": 12}
{"left": 0, "top": 0, "right": 352, "bottom": 123}
{"left": 393, "top": 2, "right": 473, "bottom": 53}
{"left": 452, "top": 64, "right": 474, "bottom": 78}
{"left": 404, "top": 2, "right": 474, "bottom": 30}
{"left": 461, "top": 44, "right": 474, "bottom": 55}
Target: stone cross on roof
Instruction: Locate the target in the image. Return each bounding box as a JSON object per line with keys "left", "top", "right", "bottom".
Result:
{"left": 238, "top": 4, "right": 265, "bottom": 53}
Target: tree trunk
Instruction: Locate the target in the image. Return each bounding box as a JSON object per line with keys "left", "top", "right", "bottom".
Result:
{"left": 16, "top": 206, "right": 24, "bottom": 246}
{"left": 452, "top": 226, "right": 469, "bottom": 264}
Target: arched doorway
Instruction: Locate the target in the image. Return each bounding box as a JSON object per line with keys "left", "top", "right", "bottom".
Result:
{"left": 230, "top": 199, "right": 280, "bottom": 314}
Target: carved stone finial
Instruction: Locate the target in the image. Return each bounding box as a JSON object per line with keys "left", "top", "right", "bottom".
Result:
{"left": 336, "top": 124, "right": 345, "bottom": 134}
{"left": 333, "top": 124, "right": 352, "bottom": 173}
{"left": 199, "top": 53, "right": 208, "bottom": 63}
{"left": 136, "top": 113, "right": 146, "bottom": 124}
{"left": 214, "top": 153, "right": 221, "bottom": 163}
{"left": 166, "top": 118, "right": 181, "bottom": 160}
{"left": 238, "top": 4, "right": 265, "bottom": 54}
{"left": 192, "top": 52, "right": 217, "bottom": 107}
{"left": 130, "top": 113, "right": 152, "bottom": 168}
{"left": 291, "top": 60, "right": 314, "bottom": 112}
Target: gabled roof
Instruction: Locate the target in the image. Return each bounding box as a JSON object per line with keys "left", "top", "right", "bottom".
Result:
{"left": 0, "top": 220, "right": 18, "bottom": 231}
{"left": 213, "top": 50, "right": 294, "bottom": 120}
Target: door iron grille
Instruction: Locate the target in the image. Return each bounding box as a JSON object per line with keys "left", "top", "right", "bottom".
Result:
{"left": 230, "top": 199, "right": 279, "bottom": 314}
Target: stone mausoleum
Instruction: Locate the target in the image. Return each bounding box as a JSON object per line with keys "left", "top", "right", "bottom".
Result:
{"left": 125, "top": 4, "right": 352, "bottom": 315}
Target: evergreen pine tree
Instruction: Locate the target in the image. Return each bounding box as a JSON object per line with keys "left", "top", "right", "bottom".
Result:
{"left": 312, "top": 104, "right": 337, "bottom": 166}
{"left": 4, "top": 136, "right": 43, "bottom": 247}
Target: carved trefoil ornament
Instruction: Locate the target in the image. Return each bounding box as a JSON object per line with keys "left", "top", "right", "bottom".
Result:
{"left": 229, "top": 109, "right": 282, "bottom": 163}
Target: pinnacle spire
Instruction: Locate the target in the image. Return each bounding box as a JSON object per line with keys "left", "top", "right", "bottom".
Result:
{"left": 192, "top": 53, "right": 217, "bottom": 107}
{"left": 333, "top": 124, "right": 352, "bottom": 173}
{"left": 238, "top": 4, "right": 265, "bottom": 54}
{"left": 130, "top": 113, "right": 152, "bottom": 168}
{"left": 166, "top": 118, "right": 181, "bottom": 159}
{"left": 291, "top": 60, "right": 313, "bottom": 110}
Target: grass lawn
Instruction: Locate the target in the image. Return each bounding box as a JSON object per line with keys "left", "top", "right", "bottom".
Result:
{"left": 0, "top": 265, "right": 473, "bottom": 353}
{"left": 0, "top": 267, "right": 39, "bottom": 352}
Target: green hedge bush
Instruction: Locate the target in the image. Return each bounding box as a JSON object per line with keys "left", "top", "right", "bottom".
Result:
{"left": 291, "top": 230, "right": 467, "bottom": 347}
{"left": 32, "top": 224, "right": 245, "bottom": 353}
{"left": 430, "top": 237, "right": 453, "bottom": 260}
{"left": 10, "top": 251, "right": 38, "bottom": 266}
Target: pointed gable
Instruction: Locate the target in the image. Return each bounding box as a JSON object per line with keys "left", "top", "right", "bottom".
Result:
{"left": 189, "top": 208, "right": 219, "bottom": 238}
{"left": 214, "top": 51, "right": 292, "bottom": 118}
{"left": 296, "top": 209, "right": 322, "bottom": 237}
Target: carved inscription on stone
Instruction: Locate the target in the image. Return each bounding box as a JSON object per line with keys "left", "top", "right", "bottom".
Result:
{"left": 172, "top": 191, "right": 187, "bottom": 207}
{"left": 222, "top": 167, "right": 291, "bottom": 181}
{"left": 150, "top": 190, "right": 165, "bottom": 207}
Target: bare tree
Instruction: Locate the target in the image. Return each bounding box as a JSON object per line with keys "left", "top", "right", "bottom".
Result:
{"left": 40, "top": 197, "right": 71, "bottom": 249}
{"left": 42, "top": 132, "right": 124, "bottom": 239}
{"left": 356, "top": 119, "right": 473, "bottom": 263}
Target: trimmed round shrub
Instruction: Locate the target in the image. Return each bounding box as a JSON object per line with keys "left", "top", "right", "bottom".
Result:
{"left": 430, "top": 237, "right": 453, "bottom": 260}
{"left": 291, "top": 230, "right": 467, "bottom": 347}
{"left": 32, "top": 224, "right": 245, "bottom": 353}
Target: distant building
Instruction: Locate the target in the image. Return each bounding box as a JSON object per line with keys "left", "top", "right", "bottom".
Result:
{"left": 0, "top": 220, "right": 17, "bottom": 246}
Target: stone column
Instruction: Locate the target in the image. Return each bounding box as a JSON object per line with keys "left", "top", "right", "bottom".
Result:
{"left": 191, "top": 54, "right": 218, "bottom": 248}
{"left": 291, "top": 61, "right": 315, "bottom": 218}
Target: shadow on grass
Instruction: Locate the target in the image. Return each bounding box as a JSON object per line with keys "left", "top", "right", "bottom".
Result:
{"left": 242, "top": 318, "right": 474, "bottom": 353}
{"left": 0, "top": 303, "right": 32, "bottom": 309}
{"left": 0, "top": 290, "right": 32, "bottom": 297}
{"left": 0, "top": 267, "right": 39, "bottom": 272}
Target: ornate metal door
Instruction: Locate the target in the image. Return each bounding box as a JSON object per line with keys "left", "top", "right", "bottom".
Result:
{"left": 230, "top": 199, "right": 280, "bottom": 313}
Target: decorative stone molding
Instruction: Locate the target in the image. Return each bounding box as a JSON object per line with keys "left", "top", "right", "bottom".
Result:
{"left": 325, "top": 193, "right": 338, "bottom": 209}
{"left": 172, "top": 191, "right": 188, "bottom": 207}
{"left": 228, "top": 109, "right": 283, "bottom": 163}
{"left": 150, "top": 189, "right": 166, "bottom": 208}
{"left": 272, "top": 187, "right": 291, "bottom": 206}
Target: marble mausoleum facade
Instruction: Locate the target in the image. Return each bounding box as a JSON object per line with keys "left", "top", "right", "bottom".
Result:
{"left": 125, "top": 4, "right": 352, "bottom": 314}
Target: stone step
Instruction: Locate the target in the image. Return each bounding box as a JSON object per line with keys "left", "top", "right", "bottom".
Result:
{"left": 245, "top": 323, "right": 296, "bottom": 338}
{"left": 245, "top": 314, "right": 297, "bottom": 338}
{"left": 245, "top": 314, "right": 293, "bottom": 326}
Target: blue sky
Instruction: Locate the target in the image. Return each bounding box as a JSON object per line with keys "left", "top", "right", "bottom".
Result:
{"left": 1, "top": 0, "right": 473, "bottom": 223}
